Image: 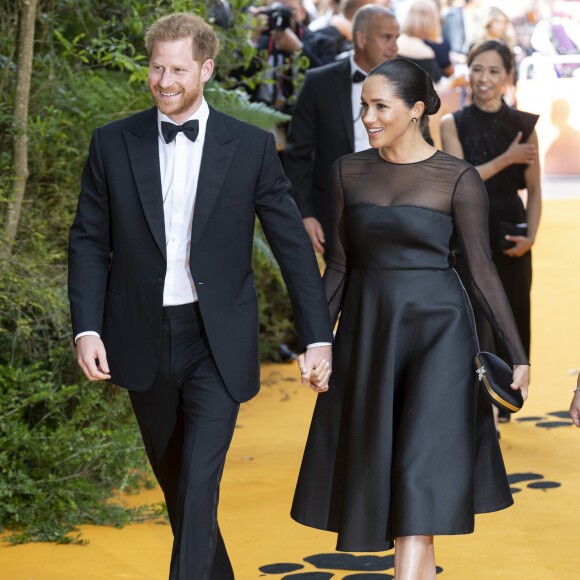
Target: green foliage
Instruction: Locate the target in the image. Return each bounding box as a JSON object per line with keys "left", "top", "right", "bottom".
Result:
{"left": 0, "top": 363, "right": 160, "bottom": 544}
{"left": 0, "top": 255, "right": 69, "bottom": 375}
{"left": 253, "top": 224, "right": 298, "bottom": 361}
{"left": 206, "top": 85, "right": 290, "bottom": 129}
{"left": 0, "top": 254, "right": 161, "bottom": 543}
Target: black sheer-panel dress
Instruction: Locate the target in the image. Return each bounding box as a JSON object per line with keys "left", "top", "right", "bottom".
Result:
{"left": 452, "top": 102, "right": 539, "bottom": 359}
{"left": 291, "top": 149, "right": 528, "bottom": 552}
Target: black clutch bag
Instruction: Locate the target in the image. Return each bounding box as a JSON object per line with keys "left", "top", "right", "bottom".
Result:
{"left": 497, "top": 221, "right": 527, "bottom": 250}
{"left": 473, "top": 352, "right": 523, "bottom": 413}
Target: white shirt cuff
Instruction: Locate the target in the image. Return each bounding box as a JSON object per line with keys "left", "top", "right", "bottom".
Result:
{"left": 75, "top": 331, "right": 100, "bottom": 344}
{"left": 306, "top": 342, "right": 332, "bottom": 348}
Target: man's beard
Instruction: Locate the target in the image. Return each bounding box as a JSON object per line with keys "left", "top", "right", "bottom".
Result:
{"left": 148, "top": 83, "right": 201, "bottom": 119}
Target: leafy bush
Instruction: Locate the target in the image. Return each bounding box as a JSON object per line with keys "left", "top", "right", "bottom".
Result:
{"left": 0, "top": 254, "right": 160, "bottom": 544}
{"left": 0, "top": 364, "right": 160, "bottom": 544}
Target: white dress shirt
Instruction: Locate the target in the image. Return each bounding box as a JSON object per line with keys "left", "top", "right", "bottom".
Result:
{"left": 75, "top": 100, "right": 209, "bottom": 342}
{"left": 350, "top": 55, "right": 369, "bottom": 153}
{"left": 159, "top": 99, "right": 209, "bottom": 306}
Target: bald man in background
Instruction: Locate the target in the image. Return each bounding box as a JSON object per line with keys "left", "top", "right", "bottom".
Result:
{"left": 284, "top": 5, "right": 399, "bottom": 255}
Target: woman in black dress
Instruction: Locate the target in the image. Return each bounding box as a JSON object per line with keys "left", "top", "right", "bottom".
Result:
{"left": 293, "top": 58, "right": 529, "bottom": 579}
{"left": 440, "top": 40, "right": 541, "bottom": 424}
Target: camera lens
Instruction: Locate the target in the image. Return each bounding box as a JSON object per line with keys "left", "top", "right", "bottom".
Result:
{"left": 268, "top": 5, "right": 292, "bottom": 31}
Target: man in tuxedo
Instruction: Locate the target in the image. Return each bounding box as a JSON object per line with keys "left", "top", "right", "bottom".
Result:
{"left": 68, "top": 12, "right": 333, "bottom": 580}
{"left": 284, "top": 5, "right": 399, "bottom": 254}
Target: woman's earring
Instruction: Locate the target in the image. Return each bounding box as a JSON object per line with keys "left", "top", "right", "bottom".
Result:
{"left": 411, "top": 117, "right": 418, "bottom": 123}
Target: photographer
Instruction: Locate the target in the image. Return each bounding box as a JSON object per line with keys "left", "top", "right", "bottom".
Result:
{"left": 242, "top": 0, "right": 327, "bottom": 116}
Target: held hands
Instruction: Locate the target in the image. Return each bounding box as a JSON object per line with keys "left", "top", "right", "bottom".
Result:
{"left": 303, "top": 217, "right": 325, "bottom": 255}
{"left": 503, "top": 235, "right": 533, "bottom": 257}
{"left": 506, "top": 131, "right": 537, "bottom": 166}
{"left": 76, "top": 335, "right": 111, "bottom": 381}
{"left": 297, "top": 345, "right": 332, "bottom": 393}
{"left": 511, "top": 364, "right": 530, "bottom": 402}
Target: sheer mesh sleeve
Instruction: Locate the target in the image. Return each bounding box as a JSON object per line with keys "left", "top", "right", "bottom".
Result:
{"left": 323, "top": 160, "right": 348, "bottom": 326}
{"left": 452, "top": 166, "right": 529, "bottom": 365}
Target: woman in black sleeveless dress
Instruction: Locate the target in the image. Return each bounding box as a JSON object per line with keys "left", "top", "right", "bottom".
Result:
{"left": 293, "top": 58, "right": 529, "bottom": 578}
{"left": 440, "top": 40, "right": 541, "bottom": 424}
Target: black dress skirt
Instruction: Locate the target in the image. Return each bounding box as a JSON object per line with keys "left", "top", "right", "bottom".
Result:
{"left": 291, "top": 150, "right": 528, "bottom": 551}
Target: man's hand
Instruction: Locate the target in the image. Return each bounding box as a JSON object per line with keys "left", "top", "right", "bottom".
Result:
{"left": 303, "top": 217, "right": 325, "bottom": 254}
{"left": 308, "top": 359, "right": 332, "bottom": 392}
{"left": 505, "top": 131, "right": 537, "bottom": 166}
{"left": 76, "top": 335, "right": 111, "bottom": 381}
{"left": 297, "top": 345, "right": 332, "bottom": 393}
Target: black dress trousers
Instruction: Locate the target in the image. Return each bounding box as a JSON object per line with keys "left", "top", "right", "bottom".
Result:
{"left": 129, "top": 303, "right": 239, "bottom": 580}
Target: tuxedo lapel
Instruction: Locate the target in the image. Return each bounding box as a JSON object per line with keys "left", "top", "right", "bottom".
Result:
{"left": 191, "top": 108, "right": 239, "bottom": 247}
{"left": 124, "top": 107, "right": 166, "bottom": 260}
{"left": 333, "top": 60, "right": 354, "bottom": 151}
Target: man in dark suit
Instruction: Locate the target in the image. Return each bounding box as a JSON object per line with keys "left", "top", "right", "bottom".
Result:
{"left": 284, "top": 5, "right": 399, "bottom": 255}
{"left": 68, "top": 12, "right": 333, "bottom": 580}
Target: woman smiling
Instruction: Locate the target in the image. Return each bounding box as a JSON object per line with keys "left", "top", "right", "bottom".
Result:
{"left": 292, "top": 57, "right": 529, "bottom": 579}
{"left": 440, "top": 40, "right": 541, "bottom": 427}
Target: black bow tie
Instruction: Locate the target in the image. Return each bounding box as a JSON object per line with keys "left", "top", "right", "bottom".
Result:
{"left": 352, "top": 70, "right": 367, "bottom": 83}
{"left": 161, "top": 119, "right": 199, "bottom": 144}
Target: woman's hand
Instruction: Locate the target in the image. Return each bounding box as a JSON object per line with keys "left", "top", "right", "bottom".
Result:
{"left": 503, "top": 235, "right": 533, "bottom": 257}
{"left": 505, "top": 131, "right": 537, "bottom": 166}
{"left": 511, "top": 364, "right": 530, "bottom": 401}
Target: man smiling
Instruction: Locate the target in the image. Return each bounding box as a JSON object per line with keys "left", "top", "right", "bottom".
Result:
{"left": 68, "top": 12, "right": 333, "bottom": 580}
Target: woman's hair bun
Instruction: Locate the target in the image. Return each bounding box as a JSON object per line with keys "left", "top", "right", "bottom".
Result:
{"left": 424, "top": 89, "right": 441, "bottom": 116}
{"left": 368, "top": 58, "right": 441, "bottom": 118}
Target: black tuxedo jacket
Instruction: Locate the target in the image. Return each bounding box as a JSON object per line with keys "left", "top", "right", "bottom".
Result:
{"left": 68, "top": 106, "right": 333, "bottom": 402}
{"left": 283, "top": 58, "right": 354, "bottom": 236}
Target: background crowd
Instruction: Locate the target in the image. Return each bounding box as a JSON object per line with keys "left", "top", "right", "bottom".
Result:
{"left": 226, "top": 0, "right": 580, "bottom": 116}
{"left": 232, "top": 0, "right": 579, "bottom": 435}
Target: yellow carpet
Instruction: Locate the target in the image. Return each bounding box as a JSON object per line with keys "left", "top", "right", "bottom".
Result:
{"left": 2, "top": 197, "right": 580, "bottom": 579}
